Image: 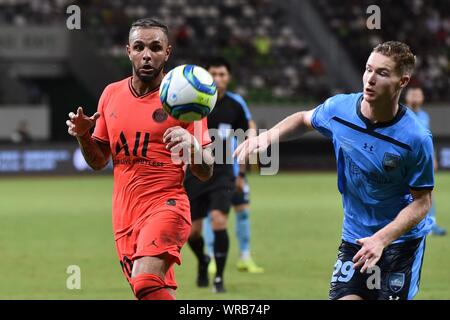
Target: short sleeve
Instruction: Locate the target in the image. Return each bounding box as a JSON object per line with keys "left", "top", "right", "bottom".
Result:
{"left": 310, "top": 96, "right": 336, "bottom": 139}
{"left": 92, "top": 87, "right": 110, "bottom": 144}
{"left": 408, "top": 133, "right": 434, "bottom": 190}
{"left": 186, "top": 117, "right": 212, "bottom": 148}
{"left": 227, "top": 93, "right": 250, "bottom": 131}
{"left": 234, "top": 94, "right": 252, "bottom": 121}
{"left": 234, "top": 105, "right": 250, "bottom": 132}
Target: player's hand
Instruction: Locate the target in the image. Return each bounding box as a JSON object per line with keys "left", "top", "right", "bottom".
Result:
{"left": 66, "top": 107, "right": 100, "bottom": 137}
{"left": 233, "top": 131, "right": 271, "bottom": 164}
{"left": 352, "top": 236, "right": 385, "bottom": 273}
{"left": 163, "top": 126, "right": 200, "bottom": 156}
{"left": 235, "top": 175, "right": 246, "bottom": 193}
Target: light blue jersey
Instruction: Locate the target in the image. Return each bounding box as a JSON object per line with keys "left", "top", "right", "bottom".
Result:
{"left": 311, "top": 93, "right": 434, "bottom": 244}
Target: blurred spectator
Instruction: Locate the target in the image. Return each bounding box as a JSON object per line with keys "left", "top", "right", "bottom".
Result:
{"left": 175, "top": 24, "right": 192, "bottom": 47}
{"left": 254, "top": 30, "right": 271, "bottom": 56}
{"left": 11, "top": 120, "right": 32, "bottom": 144}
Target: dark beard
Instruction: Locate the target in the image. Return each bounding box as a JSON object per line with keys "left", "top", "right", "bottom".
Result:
{"left": 135, "top": 63, "right": 164, "bottom": 83}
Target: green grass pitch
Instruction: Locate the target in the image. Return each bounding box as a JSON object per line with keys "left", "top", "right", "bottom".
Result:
{"left": 0, "top": 172, "right": 449, "bottom": 299}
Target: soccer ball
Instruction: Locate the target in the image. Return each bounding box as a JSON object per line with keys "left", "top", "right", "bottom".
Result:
{"left": 159, "top": 64, "right": 218, "bottom": 122}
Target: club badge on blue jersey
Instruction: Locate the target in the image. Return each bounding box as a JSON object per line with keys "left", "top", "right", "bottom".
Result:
{"left": 383, "top": 152, "right": 401, "bottom": 172}
{"left": 388, "top": 273, "right": 405, "bottom": 293}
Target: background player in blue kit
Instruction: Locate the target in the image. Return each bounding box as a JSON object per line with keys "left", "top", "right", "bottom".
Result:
{"left": 235, "top": 41, "right": 434, "bottom": 300}
{"left": 405, "top": 86, "right": 446, "bottom": 236}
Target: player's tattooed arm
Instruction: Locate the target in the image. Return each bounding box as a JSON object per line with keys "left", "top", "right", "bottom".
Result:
{"left": 66, "top": 107, "right": 111, "bottom": 171}
{"left": 77, "top": 135, "right": 111, "bottom": 171}
{"left": 189, "top": 146, "right": 214, "bottom": 182}
{"left": 163, "top": 126, "right": 213, "bottom": 181}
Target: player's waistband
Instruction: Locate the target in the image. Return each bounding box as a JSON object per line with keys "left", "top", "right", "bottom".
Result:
{"left": 112, "top": 196, "right": 191, "bottom": 241}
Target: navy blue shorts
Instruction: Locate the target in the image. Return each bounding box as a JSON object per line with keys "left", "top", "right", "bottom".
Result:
{"left": 329, "top": 237, "right": 426, "bottom": 300}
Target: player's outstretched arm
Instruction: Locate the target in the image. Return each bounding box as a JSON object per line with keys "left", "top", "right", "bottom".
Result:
{"left": 352, "top": 189, "right": 432, "bottom": 273}
{"left": 66, "top": 107, "right": 111, "bottom": 171}
{"left": 234, "top": 109, "right": 316, "bottom": 162}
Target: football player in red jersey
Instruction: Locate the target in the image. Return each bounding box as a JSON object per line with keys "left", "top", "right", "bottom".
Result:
{"left": 66, "top": 18, "right": 213, "bottom": 300}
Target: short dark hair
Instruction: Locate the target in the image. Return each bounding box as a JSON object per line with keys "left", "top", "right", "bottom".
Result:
{"left": 129, "top": 18, "right": 169, "bottom": 41}
{"left": 372, "top": 41, "right": 416, "bottom": 76}
{"left": 205, "top": 57, "right": 232, "bottom": 73}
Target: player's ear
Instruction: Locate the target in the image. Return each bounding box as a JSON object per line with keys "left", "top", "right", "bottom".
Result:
{"left": 165, "top": 44, "right": 172, "bottom": 62}
{"left": 126, "top": 44, "right": 132, "bottom": 61}
{"left": 399, "top": 75, "right": 410, "bottom": 89}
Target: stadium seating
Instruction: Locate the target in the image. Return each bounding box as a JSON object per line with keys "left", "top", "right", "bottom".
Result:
{"left": 79, "top": 0, "right": 330, "bottom": 103}
{"left": 314, "top": 0, "right": 450, "bottom": 102}
{"left": 0, "top": 0, "right": 329, "bottom": 104}
{"left": 0, "top": 0, "right": 447, "bottom": 104}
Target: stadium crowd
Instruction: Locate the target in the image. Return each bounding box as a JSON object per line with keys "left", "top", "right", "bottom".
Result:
{"left": 0, "top": 0, "right": 448, "bottom": 103}
{"left": 315, "top": 0, "right": 450, "bottom": 102}
{"left": 0, "top": 0, "right": 329, "bottom": 103}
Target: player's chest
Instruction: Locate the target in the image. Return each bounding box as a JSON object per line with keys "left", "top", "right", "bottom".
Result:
{"left": 335, "top": 130, "right": 409, "bottom": 183}
{"left": 104, "top": 98, "right": 180, "bottom": 147}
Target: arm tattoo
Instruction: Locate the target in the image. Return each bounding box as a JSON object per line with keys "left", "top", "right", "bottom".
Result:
{"left": 77, "top": 134, "right": 110, "bottom": 171}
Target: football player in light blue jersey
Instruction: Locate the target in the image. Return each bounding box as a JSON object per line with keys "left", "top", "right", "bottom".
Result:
{"left": 235, "top": 41, "right": 434, "bottom": 300}
{"left": 405, "top": 86, "right": 446, "bottom": 236}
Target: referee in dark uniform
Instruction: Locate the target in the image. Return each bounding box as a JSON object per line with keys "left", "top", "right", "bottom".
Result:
{"left": 184, "top": 57, "right": 250, "bottom": 293}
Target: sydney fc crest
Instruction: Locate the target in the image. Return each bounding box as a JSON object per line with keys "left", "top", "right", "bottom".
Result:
{"left": 383, "top": 153, "right": 400, "bottom": 172}
{"left": 388, "top": 273, "right": 405, "bottom": 293}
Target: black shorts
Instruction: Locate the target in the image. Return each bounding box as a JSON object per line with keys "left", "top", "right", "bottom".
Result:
{"left": 185, "top": 172, "right": 235, "bottom": 221}
{"left": 231, "top": 180, "right": 250, "bottom": 206}
{"left": 189, "top": 187, "right": 234, "bottom": 221}
{"left": 329, "top": 237, "right": 426, "bottom": 300}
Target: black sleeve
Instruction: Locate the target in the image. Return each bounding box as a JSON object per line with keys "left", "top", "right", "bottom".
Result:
{"left": 234, "top": 104, "right": 249, "bottom": 131}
